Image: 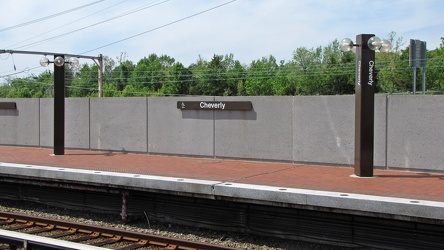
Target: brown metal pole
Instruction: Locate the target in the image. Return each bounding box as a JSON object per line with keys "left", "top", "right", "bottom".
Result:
{"left": 53, "top": 55, "right": 65, "bottom": 155}
{"left": 354, "top": 34, "right": 375, "bottom": 177}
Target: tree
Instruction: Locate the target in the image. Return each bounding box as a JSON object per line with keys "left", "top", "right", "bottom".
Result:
{"left": 129, "top": 54, "right": 175, "bottom": 94}
{"left": 102, "top": 83, "right": 121, "bottom": 97}
{"left": 270, "top": 60, "right": 294, "bottom": 95}
{"left": 69, "top": 64, "right": 99, "bottom": 97}
{"left": 375, "top": 32, "right": 411, "bottom": 93}
{"left": 114, "top": 59, "right": 134, "bottom": 91}
{"left": 426, "top": 40, "right": 444, "bottom": 92}
{"left": 160, "top": 62, "right": 192, "bottom": 95}
{"left": 217, "top": 54, "right": 247, "bottom": 96}
{"left": 188, "top": 55, "right": 208, "bottom": 95}
{"left": 244, "top": 55, "right": 278, "bottom": 96}
{"left": 293, "top": 46, "right": 322, "bottom": 75}
{"left": 189, "top": 54, "right": 234, "bottom": 96}
{"left": 321, "top": 39, "right": 355, "bottom": 95}
{"left": 292, "top": 47, "right": 323, "bottom": 95}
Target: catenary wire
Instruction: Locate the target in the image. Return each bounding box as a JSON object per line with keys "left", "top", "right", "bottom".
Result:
{"left": 0, "top": 0, "right": 106, "bottom": 33}
{"left": 7, "top": 0, "right": 130, "bottom": 49}
{"left": 12, "top": 0, "right": 171, "bottom": 50}
{"left": 80, "top": 0, "right": 238, "bottom": 55}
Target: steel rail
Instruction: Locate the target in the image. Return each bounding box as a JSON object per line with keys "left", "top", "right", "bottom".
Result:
{"left": 0, "top": 211, "right": 238, "bottom": 250}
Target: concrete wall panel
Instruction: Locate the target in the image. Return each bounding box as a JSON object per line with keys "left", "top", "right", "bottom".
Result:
{"left": 90, "top": 98, "right": 147, "bottom": 152}
{"left": 0, "top": 98, "right": 39, "bottom": 146}
{"left": 387, "top": 95, "right": 444, "bottom": 171}
{"left": 293, "top": 96, "right": 355, "bottom": 165}
{"left": 215, "top": 96, "right": 293, "bottom": 161}
{"left": 374, "top": 95, "right": 387, "bottom": 168}
{"left": 40, "top": 98, "right": 90, "bottom": 149}
{"left": 66, "top": 98, "right": 90, "bottom": 149}
{"left": 39, "top": 99, "right": 52, "bottom": 147}
{"left": 292, "top": 95, "right": 387, "bottom": 167}
{"left": 148, "top": 97, "right": 214, "bottom": 156}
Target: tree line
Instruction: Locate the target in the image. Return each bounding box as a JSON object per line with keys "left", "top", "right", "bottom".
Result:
{"left": 1, "top": 32, "right": 443, "bottom": 98}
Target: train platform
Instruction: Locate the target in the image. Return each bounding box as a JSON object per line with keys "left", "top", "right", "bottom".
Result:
{"left": 1, "top": 145, "right": 443, "bottom": 222}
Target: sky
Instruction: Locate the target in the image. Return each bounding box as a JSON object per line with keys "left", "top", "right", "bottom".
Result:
{"left": 0, "top": 0, "right": 443, "bottom": 84}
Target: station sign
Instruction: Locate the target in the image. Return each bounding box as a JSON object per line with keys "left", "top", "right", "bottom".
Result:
{"left": 177, "top": 101, "right": 252, "bottom": 111}
{"left": 0, "top": 102, "right": 17, "bottom": 109}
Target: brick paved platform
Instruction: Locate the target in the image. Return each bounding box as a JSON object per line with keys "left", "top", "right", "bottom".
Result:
{"left": 1, "top": 146, "right": 444, "bottom": 221}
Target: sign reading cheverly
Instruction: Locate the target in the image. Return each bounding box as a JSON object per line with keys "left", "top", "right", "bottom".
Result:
{"left": 177, "top": 101, "right": 253, "bottom": 111}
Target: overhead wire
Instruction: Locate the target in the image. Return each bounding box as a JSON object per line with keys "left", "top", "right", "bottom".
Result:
{"left": 7, "top": 0, "right": 130, "bottom": 49}
{"left": 0, "top": 0, "right": 106, "bottom": 33}
{"left": 80, "top": 0, "right": 238, "bottom": 55}
{"left": 12, "top": 0, "right": 171, "bottom": 50}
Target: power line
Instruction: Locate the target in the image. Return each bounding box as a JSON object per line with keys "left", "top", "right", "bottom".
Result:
{"left": 7, "top": 0, "right": 130, "bottom": 49}
{"left": 12, "top": 0, "right": 171, "bottom": 50}
{"left": 80, "top": 0, "right": 238, "bottom": 55}
{"left": 0, "top": 0, "right": 106, "bottom": 33}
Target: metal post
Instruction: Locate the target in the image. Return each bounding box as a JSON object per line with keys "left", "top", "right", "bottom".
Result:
{"left": 98, "top": 54, "right": 103, "bottom": 97}
{"left": 413, "top": 68, "right": 417, "bottom": 95}
{"left": 354, "top": 34, "right": 375, "bottom": 177}
{"left": 53, "top": 55, "right": 65, "bottom": 155}
{"left": 422, "top": 67, "right": 426, "bottom": 95}
{"left": 120, "top": 191, "right": 129, "bottom": 223}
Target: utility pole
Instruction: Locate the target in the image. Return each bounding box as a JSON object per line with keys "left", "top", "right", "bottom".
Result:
{"left": 93, "top": 54, "right": 104, "bottom": 97}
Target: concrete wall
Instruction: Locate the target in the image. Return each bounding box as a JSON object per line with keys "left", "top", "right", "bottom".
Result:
{"left": 293, "top": 96, "right": 355, "bottom": 165}
{"left": 215, "top": 96, "right": 293, "bottom": 161}
{"left": 0, "top": 98, "right": 40, "bottom": 146}
{"left": 40, "top": 98, "right": 90, "bottom": 149}
{"left": 90, "top": 98, "right": 147, "bottom": 152}
{"left": 148, "top": 96, "right": 214, "bottom": 156}
{"left": 387, "top": 95, "right": 444, "bottom": 171}
{"left": 292, "top": 95, "right": 387, "bottom": 167}
{"left": 0, "top": 96, "right": 443, "bottom": 172}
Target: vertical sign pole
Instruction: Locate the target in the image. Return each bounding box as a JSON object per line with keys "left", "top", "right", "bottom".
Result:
{"left": 354, "top": 34, "right": 375, "bottom": 177}
{"left": 54, "top": 55, "right": 65, "bottom": 155}
{"left": 98, "top": 54, "right": 103, "bottom": 97}
{"left": 413, "top": 68, "right": 417, "bottom": 95}
{"left": 422, "top": 41, "right": 427, "bottom": 95}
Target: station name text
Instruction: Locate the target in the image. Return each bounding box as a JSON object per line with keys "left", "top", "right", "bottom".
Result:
{"left": 199, "top": 102, "right": 226, "bottom": 110}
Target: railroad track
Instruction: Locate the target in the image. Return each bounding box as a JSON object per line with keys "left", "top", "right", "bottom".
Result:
{"left": 0, "top": 211, "right": 238, "bottom": 250}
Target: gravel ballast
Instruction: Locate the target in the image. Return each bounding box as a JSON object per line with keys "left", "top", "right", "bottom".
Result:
{"left": 0, "top": 199, "right": 353, "bottom": 250}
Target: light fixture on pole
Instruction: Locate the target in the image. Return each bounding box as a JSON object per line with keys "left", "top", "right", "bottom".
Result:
{"left": 40, "top": 55, "right": 80, "bottom": 156}
{"left": 40, "top": 56, "right": 80, "bottom": 68}
{"left": 340, "top": 36, "right": 392, "bottom": 53}
{"left": 0, "top": 49, "right": 102, "bottom": 155}
{"left": 340, "top": 35, "right": 392, "bottom": 177}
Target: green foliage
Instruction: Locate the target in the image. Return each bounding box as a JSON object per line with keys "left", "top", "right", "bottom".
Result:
{"left": 129, "top": 54, "right": 174, "bottom": 93}
{"left": 3, "top": 32, "right": 444, "bottom": 98}
{"left": 102, "top": 83, "right": 121, "bottom": 97}
{"left": 245, "top": 55, "right": 277, "bottom": 96}
{"left": 426, "top": 42, "right": 444, "bottom": 92}
{"left": 1, "top": 72, "right": 54, "bottom": 98}
{"left": 69, "top": 64, "right": 99, "bottom": 97}
{"left": 188, "top": 54, "right": 236, "bottom": 96}
{"left": 160, "top": 62, "right": 192, "bottom": 95}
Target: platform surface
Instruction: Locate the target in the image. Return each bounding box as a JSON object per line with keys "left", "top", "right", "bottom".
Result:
{"left": 1, "top": 146, "right": 444, "bottom": 220}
